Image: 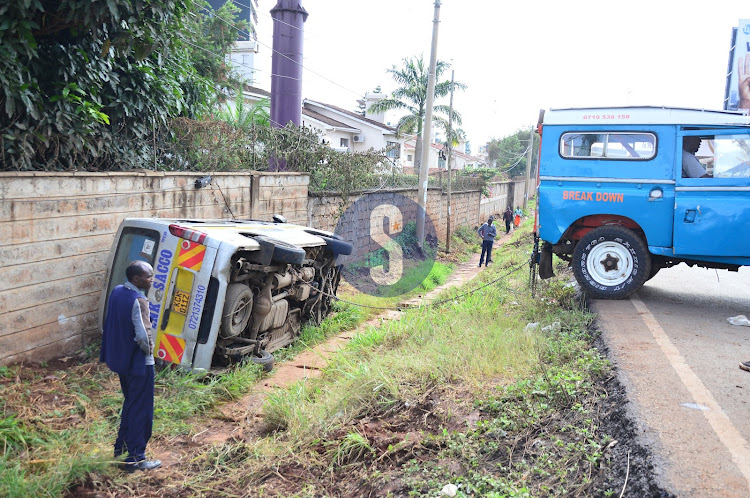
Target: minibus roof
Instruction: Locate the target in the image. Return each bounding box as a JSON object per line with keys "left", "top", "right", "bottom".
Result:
{"left": 125, "top": 218, "right": 331, "bottom": 249}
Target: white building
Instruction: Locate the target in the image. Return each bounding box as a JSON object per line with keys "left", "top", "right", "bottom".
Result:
{"left": 227, "top": 40, "right": 259, "bottom": 84}
{"left": 402, "top": 138, "right": 486, "bottom": 173}
{"left": 302, "top": 94, "right": 403, "bottom": 166}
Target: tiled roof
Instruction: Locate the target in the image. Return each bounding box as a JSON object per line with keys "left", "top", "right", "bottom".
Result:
{"left": 301, "top": 106, "right": 359, "bottom": 130}
{"left": 244, "top": 85, "right": 270, "bottom": 97}
{"left": 403, "top": 142, "right": 484, "bottom": 163}
{"left": 304, "top": 100, "right": 397, "bottom": 133}
{"left": 240, "top": 87, "right": 397, "bottom": 134}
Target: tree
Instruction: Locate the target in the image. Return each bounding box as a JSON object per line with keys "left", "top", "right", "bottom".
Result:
{"left": 189, "top": 0, "right": 250, "bottom": 86}
{"left": 367, "top": 56, "right": 466, "bottom": 169}
{"left": 0, "top": 0, "right": 246, "bottom": 171}
{"left": 486, "top": 128, "right": 539, "bottom": 177}
{"left": 218, "top": 85, "right": 270, "bottom": 128}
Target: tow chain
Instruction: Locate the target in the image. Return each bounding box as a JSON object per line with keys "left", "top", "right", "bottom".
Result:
{"left": 529, "top": 233, "right": 540, "bottom": 298}
{"left": 309, "top": 259, "right": 531, "bottom": 312}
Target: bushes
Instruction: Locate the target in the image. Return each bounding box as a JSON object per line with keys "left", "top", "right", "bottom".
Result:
{"left": 0, "top": 0, "right": 244, "bottom": 172}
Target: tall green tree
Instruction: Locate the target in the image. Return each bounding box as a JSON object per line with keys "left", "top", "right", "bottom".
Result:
{"left": 486, "top": 128, "right": 539, "bottom": 177}
{"left": 367, "top": 56, "right": 465, "bottom": 169}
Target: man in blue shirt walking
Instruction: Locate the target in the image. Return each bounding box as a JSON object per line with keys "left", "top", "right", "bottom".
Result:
{"left": 477, "top": 216, "right": 497, "bottom": 267}
{"left": 100, "top": 260, "right": 161, "bottom": 472}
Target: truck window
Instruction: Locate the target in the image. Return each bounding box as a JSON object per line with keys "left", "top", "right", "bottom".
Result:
{"left": 679, "top": 134, "right": 750, "bottom": 178}
{"left": 560, "top": 132, "right": 656, "bottom": 160}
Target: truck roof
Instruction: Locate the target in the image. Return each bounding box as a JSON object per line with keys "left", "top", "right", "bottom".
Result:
{"left": 543, "top": 106, "right": 750, "bottom": 126}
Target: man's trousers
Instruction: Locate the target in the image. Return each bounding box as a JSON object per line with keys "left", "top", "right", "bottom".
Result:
{"left": 114, "top": 365, "right": 154, "bottom": 462}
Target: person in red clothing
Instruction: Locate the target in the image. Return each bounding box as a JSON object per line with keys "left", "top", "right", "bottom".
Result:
{"left": 513, "top": 206, "right": 523, "bottom": 228}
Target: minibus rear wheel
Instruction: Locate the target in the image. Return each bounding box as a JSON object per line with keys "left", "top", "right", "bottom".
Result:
{"left": 250, "top": 349, "right": 274, "bottom": 372}
{"left": 571, "top": 226, "right": 651, "bottom": 300}
{"left": 221, "top": 284, "right": 253, "bottom": 337}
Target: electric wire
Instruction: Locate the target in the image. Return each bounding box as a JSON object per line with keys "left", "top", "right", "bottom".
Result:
{"left": 199, "top": 8, "right": 363, "bottom": 98}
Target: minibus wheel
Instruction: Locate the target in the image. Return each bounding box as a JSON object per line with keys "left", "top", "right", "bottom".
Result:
{"left": 250, "top": 349, "right": 274, "bottom": 372}
{"left": 221, "top": 284, "right": 253, "bottom": 337}
{"left": 571, "top": 226, "right": 651, "bottom": 300}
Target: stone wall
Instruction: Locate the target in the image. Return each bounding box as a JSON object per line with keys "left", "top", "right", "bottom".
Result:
{"left": 1, "top": 170, "right": 522, "bottom": 366}
{"left": 510, "top": 176, "right": 529, "bottom": 210}
{"left": 480, "top": 181, "right": 512, "bottom": 221}
{"left": 308, "top": 187, "right": 481, "bottom": 261}
{"left": 0, "top": 171, "right": 308, "bottom": 366}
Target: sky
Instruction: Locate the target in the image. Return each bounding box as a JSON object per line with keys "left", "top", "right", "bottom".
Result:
{"left": 249, "top": 0, "right": 748, "bottom": 153}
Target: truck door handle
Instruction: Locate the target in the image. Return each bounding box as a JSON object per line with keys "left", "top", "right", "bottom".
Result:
{"left": 684, "top": 209, "right": 697, "bottom": 223}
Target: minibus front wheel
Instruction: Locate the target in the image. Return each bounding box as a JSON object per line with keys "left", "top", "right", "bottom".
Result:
{"left": 571, "top": 226, "right": 651, "bottom": 300}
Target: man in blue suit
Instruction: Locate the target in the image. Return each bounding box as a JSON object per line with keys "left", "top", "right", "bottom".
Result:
{"left": 100, "top": 260, "right": 161, "bottom": 472}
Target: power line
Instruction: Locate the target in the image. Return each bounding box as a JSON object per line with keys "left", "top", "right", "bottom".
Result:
{"left": 200, "top": 7, "right": 362, "bottom": 98}
{"left": 231, "top": 0, "right": 307, "bottom": 35}
{"left": 179, "top": 36, "right": 300, "bottom": 82}
{"left": 174, "top": 37, "right": 344, "bottom": 146}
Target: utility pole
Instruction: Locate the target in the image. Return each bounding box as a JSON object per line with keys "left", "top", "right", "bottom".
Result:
{"left": 523, "top": 124, "right": 534, "bottom": 210}
{"left": 417, "top": 0, "right": 441, "bottom": 249}
{"left": 445, "top": 69, "right": 454, "bottom": 253}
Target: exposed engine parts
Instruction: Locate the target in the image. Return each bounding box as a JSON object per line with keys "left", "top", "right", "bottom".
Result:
{"left": 215, "top": 246, "right": 342, "bottom": 364}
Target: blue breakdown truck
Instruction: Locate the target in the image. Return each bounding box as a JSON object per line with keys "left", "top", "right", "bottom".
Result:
{"left": 535, "top": 106, "right": 750, "bottom": 299}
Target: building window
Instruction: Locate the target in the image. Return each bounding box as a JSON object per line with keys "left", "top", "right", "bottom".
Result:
{"left": 340, "top": 138, "right": 349, "bottom": 148}
{"left": 560, "top": 132, "right": 656, "bottom": 160}
{"left": 407, "top": 154, "right": 413, "bottom": 162}
{"left": 386, "top": 141, "right": 400, "bottom": 159}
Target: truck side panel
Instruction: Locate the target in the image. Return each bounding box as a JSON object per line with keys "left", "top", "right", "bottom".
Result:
{"left": 538, "top": 125, "right": 676, "bottom": 246}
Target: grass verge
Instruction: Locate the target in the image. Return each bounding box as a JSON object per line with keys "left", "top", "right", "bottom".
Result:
{"left": 104, "top": 221, "right": 627, "bottom": 497}
{"left": 0, "top": 224, "right": 477, "bottom": 497}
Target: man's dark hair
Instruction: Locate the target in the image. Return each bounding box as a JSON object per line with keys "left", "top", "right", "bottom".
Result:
{"left": 126, "top": 261, "right": 148, "bottom": 282}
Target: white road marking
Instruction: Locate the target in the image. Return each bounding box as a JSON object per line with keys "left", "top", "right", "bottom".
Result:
{"left": 630, "top": 294, "right": 750, "bottom": 493}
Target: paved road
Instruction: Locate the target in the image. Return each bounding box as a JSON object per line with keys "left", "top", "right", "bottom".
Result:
{"left": 593, "top": 264, "right": 750, "bottom": 497}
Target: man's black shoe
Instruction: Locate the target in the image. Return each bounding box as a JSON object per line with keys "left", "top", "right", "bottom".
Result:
{"left": 123, "top": 459, "right": 162, "bottom": 473}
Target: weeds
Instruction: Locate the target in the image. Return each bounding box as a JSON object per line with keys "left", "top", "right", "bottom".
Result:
{"left": 226, "top": 222, "right": 619, "bottom": 496}
{"left": 3, "top": 215, "right": 626, "bottom": 497}
{"left": 326, "top": 428, "right": 375, "bottom": 469}
{"left": 0, "top": 357, "right": 263, "bottom": 496}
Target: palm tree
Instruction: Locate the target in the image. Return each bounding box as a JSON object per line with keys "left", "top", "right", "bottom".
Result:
{"left": 368, "top": 56, "right": 466, "bottom": 169}
{"left": 218, "top": 84, "right": 270, "bottom": 128}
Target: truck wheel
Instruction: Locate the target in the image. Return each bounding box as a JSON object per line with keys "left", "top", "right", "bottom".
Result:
{"left": 572, "top": 226, "right": 651, "bottom": 300}
{"left": 221, "top": 284, "right": 253, "bottom": 337}
{"left": 250, "top": 349, "right": 274, "bottom": 372}
{"left": 646, "top": 265, "right": 661, "bottom": 281}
